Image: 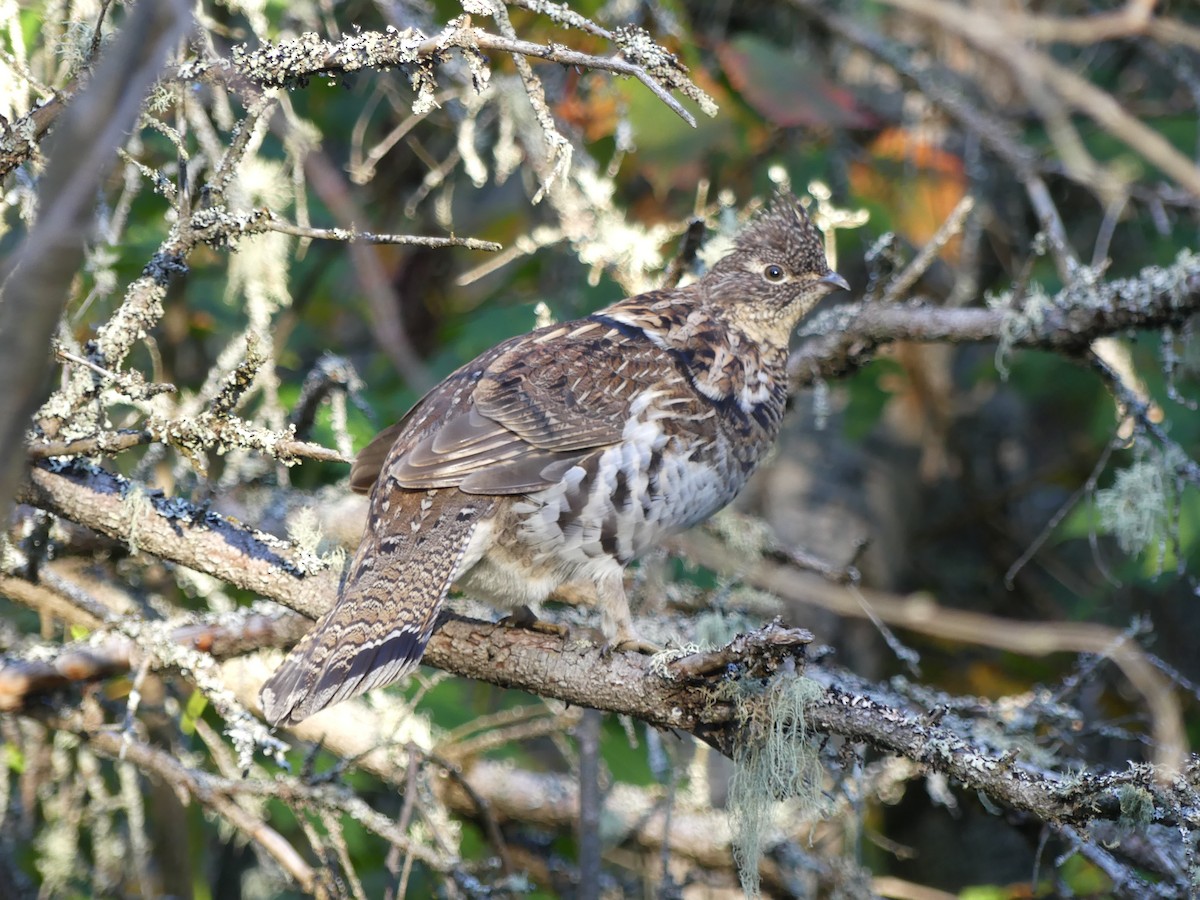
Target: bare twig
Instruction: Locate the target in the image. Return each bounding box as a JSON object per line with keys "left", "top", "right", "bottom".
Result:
{"left": 576, "top": 708, "right": 603, "bottom": 900}
{"left": 881, "top": 195, "right": 976, "bottom": 304}
{"left": 263, "top": 213, "right": 502, "bottom": 251}
{"left": 301, "top": 148, "right": 435, "bottom": 391}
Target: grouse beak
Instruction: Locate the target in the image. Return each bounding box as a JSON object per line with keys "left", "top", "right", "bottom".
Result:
{"left": 819, "top": 272, "right": 851, "bottom": 294}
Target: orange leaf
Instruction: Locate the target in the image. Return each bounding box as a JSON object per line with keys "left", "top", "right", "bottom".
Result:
{"left": 850, "top": 127, "right": 967, "bottom": 260}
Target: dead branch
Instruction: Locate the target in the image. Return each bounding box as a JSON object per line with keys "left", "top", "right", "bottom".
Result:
{"left": 225, "top": 23, "right": 711, "bottom": 129}
{"left": 18, "top": 462, "right": 339, "bottom": 621}
{"left": 0, "top": 606, "right": 310, "bottom": 713}
{"left": 441, "top": 759, "right": 823, "bottom": 894}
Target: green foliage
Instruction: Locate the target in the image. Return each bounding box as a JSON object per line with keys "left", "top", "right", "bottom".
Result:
{"left": 840, "top": 357, "right": 901, "bottom": 440}
{"left": 3, "top": 742, "right": 24, "bottom": 774}
{"left": 959, "top": 887, "right": 1015, "bottom": 900}
{"left": 179, "top": 690, "right": 209, "bottom": 736}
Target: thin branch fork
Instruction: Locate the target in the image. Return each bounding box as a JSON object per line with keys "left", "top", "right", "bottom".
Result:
{"left": 37, "top": 200, "right": 477, "bottom": 440}
{"left": 460, "top": 28, "right": 708, "bottom": 127}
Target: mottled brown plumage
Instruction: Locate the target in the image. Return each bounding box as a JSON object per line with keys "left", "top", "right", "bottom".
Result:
{"left": 261, "top": 193, "right": 848, "bottom": 726}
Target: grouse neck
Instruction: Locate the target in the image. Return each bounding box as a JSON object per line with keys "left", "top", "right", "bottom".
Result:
{"left": 597, "top": 298, "right": 791, "bottom": 416}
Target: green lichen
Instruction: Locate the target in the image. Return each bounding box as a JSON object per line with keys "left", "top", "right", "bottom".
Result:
{"left": 694, "top": 608, "right": 758, "bottom": 649}
{"left": 707, "top": 509, "right": 775, "bottom": 558}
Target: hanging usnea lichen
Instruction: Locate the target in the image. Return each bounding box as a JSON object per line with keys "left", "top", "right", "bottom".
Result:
{"left": 1095, "top": 438, "right": 1184, "bottom": 569}
{"left": 724, "top": 669, "right": 825, "bottom": 897}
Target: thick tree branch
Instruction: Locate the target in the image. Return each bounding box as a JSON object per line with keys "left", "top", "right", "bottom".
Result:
{"left": 18, "top": 462, "right": 339, "bottom": 620}
{"left": 11, "top": 589, "right": 1191, "bottom": 840}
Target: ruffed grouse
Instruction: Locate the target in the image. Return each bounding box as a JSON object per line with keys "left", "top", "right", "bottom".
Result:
{"left": 261, "top": 193, "right": 848, "bottom": 726}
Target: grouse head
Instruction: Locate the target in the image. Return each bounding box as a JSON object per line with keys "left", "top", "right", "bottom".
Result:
{"left": 704, "top": 192, "right": 849, "bottom": 345}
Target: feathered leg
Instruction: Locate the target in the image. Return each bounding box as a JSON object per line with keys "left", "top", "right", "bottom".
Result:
{"left": 595, "top": 567, "right": 658, "bottom": 655}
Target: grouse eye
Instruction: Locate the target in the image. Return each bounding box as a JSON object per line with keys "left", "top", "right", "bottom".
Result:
{"left": 763, "top": 264, "right": 785, "bottom": 283}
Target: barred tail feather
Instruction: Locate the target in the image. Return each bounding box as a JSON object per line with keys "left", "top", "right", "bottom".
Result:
{"left": 260, "top": 488, "right": 485, "bottom": 726}
{"left": 259, "top": 605, "right": 434, "bottom": 726}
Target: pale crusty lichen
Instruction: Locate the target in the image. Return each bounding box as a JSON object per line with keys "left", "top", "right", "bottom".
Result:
{"left": 230, "top": 26, "right": 448, "bottom": 122}
{"left": 225, "top": 157, "right": 293, "bottom": 318}
{"left": 695, "top": 608, "right": 761, "bottom": 648}
{"left": 551, "top": 165, "right": 673, "bottom": 292}
{"left": 707, "top": 508, "right": 775, "bottom": 559}
{"left": 34, "top": 731, "right": 83, "bottom": 894}
{"left": 456, "top": 82, "right": 493, "bottom": 188}
{"left": 611, "top": 24, "right": 717, "bottom": 118}
{"left": 119, "top": 486, "right": 154, "bottom": 556}
{"left": 287, "top": 506, "right": 346, "bottom": 573}
{"left": 649, "top": 642, "right": 706, "bottom": 678}
{"left": 118, "top": 617, "right": 289, "bottom": 771}
{"left": 987, "top": 248, "right": 1200, "bottom": 381}
{"left": 1117, "top": 784, "right": 1155, "bottom": 830}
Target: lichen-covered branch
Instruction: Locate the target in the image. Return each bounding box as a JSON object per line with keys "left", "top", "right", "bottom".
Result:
{"left": 221, "top": 21, "right": 712, "bottom": 128}
{"left": 18, "top": 462, "right": 339, "bottom": 620}
{"left": 0, "top": 0, "right": 192, "bottom": 513}
{"left": 262, "top": 214, "right": 502, "bottom": 250}
{"left": 790, "top": 250, "right": 1200, "bottom": 386}
{"left": 0, "top": 604, "right": 309, "bottom": 712}
{"left": 9, "top": 460, "right": 1198, "bottom": 849}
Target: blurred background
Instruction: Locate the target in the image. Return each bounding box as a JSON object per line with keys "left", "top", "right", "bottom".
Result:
{"left": 2, "top": 0, "right": 1199, "bottom": 897}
